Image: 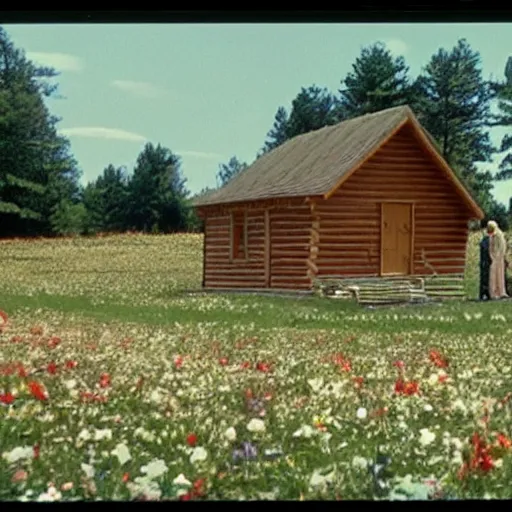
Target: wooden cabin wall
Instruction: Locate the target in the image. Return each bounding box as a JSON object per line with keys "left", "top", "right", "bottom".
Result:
{"left": 203, "top": 210, "right": 266, "bottom": 288}
{"left": 269, "top": 205, "right": 312, "bottom": 289}
{"left": 316, "top": 124, "right": 471, "bottom": 277}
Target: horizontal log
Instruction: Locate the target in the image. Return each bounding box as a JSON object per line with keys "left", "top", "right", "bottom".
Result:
{"left": 319, "top": 219, "right": 380, "bottom": 228}
{"left": 320, "top": 234, "right": 379, "bottom": 243}
{"left": 271, "top": 228, "right": 311, "bottom": 236}
{"left": 205, "top": 245, "right": 230, "bottom": 252}
{"left": 271, "top": 237, "right": 310, "bottom": 246}
{"left": 205, "top": 268, "right": 265, "bottom": 276}
{"left": 205, "top": 280, "right": 267, "bottom": 288}
{"left": 317, "top": 266, "right": 379, "bottom": 274}
{"left": 270, "top": 243, "right": 310, "bottom": 250}
{"left": 318, "top": 227, "right": 379, "bottom": 236}
{"left": 272, "top": 249, "right": 310, "bottom": 258}
{"left": 268, "top": 215, "right": 312, "bottom": 222}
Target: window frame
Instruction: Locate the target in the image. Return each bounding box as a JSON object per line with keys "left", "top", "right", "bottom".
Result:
{"left": 230, "top": 211, "right": 248, "bottom": 261}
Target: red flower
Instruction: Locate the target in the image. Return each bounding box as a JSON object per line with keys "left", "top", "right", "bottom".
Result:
{"left": 65, "top": 360, "right": 78, "bottom": 370}
{"left": 17, "top": 364, "right": 27, "bottom": 378}
{"left": 480, "top": 453, "right": 494, "bottom": 471}
{"left": 438, "top": 374, "right": 448, "bottom": 383}
{"left": 122, "top": 472, "right": 130, "bottom": 483}
{"left": 394, "top": 378, "right": 419, "bottom": 396}
{"left": 180, "top": 492, "right": 193, "bottom": 501}
{"left": 429, "top": 349, "right": 448, "bottom": 368}
{"left": 0, "top": 392, "right": 15, "bottom": 405}
{"left": 353, "top": 376, "right": 364, "bottom": 388}
{"left": 240, "top": 361, "right": 251, "bottom": 370}
{"left": 174, "top": 356, "right": 183, "bottom": 369}
{"left": 10, "top": 335, "right": 23, "bottom": 344}
{"left": 0, "top": 309, "right": 8, "bottom": 328}
{"left": 186, "top": 433, "right": 198, "bottom": 447}
{"left": 47, "top": 336, "right": 61, "bottom": 349}
{"left": 497, "top": 433, "right": 512, "bottom": 449}
{"left": 28, "top": 381, "right": 48, "bottom": 401}
{"left": 33, "top": 443, "right": 40, "bottom": 460}
{"left": 393, "top": 360, "right": 405, "bottom": 369}
{"left": 47, "top": 361, "right": 58, "bottom": 375}
{"left": 99, "top": 373, "right": 111, "bottom": 388}
{"left": 403, "top": 381, "right": 419, "bottom": 396}
{"left": 256, "top": 361, "right": 271, "bottom": 373}
{"left": 219, "top": 357, "right": 229, "bottom": 366}
{"left": 193, "top": 478, "right": 206, "bottom": 493}
{"left": 341, "top": 360, "right": 352, "bottom": 372}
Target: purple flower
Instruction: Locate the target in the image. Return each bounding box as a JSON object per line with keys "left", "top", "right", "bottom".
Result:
{"left": 232, "top": 442, "right": 258, "bottom": 463}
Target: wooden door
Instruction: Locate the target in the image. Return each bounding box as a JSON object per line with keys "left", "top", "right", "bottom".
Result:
{"left": 381, "top": 203, "right": 413, "bottom": 275}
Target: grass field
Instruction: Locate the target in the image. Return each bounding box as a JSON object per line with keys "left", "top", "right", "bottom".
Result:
{"left": 1, "top": 231, "right": 512, "bottom": 501}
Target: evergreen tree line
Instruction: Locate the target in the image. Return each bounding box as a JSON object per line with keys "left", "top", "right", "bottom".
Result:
{"left": 207, "top": 40, "right": 512, "bottom": 231}
{"left": 1, "top": 26, "right": 511, "bottom": 237}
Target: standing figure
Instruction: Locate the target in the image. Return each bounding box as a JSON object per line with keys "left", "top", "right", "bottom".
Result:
{"left": 479, "top": 229, "right": 491, "bottom": 300}
{"left": 487, "top": 220, "right": 509, "bottom": 299}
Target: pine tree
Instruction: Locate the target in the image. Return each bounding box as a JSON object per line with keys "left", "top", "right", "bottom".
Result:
{"left": 216, "top": 156, "right": 247, "bottom": 187}
{"left": 493, "top": 57, "right": 512, "bottom": 181}
{"left": 259, "top": 85, "right": 339, "bottom": 156}
{"left": 0, "top": 26, "right": 82, "bottom": 236}
{"left": 126, "top": 143, "right": 189, "bottom": 233}
{"left": 412, "top": 39, "right": 496, "bottom": 205}
{"left": 338, "top": 42, "right": 412, "bottom": 119}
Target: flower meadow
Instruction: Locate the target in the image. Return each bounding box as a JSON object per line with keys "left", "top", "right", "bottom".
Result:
{"left": 1, "top": 232, "right": 512, "bottom": 501}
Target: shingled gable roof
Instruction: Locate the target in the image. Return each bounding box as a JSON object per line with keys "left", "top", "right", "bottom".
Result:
{"left": 193, "top": 105, "right": 484, "bottom": 219}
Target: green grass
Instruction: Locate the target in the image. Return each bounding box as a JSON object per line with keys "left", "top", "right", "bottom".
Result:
{"left": 1, "top": 231, "right": 512, "bottom": 501}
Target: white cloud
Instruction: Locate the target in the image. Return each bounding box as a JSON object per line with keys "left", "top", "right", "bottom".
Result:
{"left": 110, "top": 80, "right": 167, "bottom": 98}
{"left": 178, "top": 150, "right": 224, "bottom": 160}
{"left": 59, "top": 127, "right": 147, "bottom": 142}
{"left": 383, "top": 39, "right": 409, "bottom": 57}
{"left": 26, "top": 52, "right": 83, "bottom": 72}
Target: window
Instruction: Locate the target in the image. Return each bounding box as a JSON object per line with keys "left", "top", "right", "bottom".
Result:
{"left": 231, "top": 212, "right": 247, "bottom": 260}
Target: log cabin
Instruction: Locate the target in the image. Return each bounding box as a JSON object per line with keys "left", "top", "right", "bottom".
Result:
{"left": 192, "top": 105, "right": 484, "bottom": 292}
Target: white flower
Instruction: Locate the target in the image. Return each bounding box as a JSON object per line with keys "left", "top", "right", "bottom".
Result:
{"left": 423, "top": 404, "right": 433, "bottom": 412}
{"left": 292, "top": 425, "right": 315, "bottom": 438}
{"left": 494, "top": 458, "right": 503, "bottom": 469}
{"left": 451, "top": 437, "right": 463, "bottom": 451}
{"left": 127, "top": 476, "right": 162, "bottom": 500}
{"left": 81, "top": 463, "right": 95, "bottom": 479}
{"left": 356, "top": 407, "right": 368, "bottom": 420}
{"left": 309, "top": 468, "right": 336, "bottom": 490}
{"left": 173, "top": 473, "right": 192, "bottom": 488}
{"left": 77, "top": 429, "right": 91, "bottom": 442}
{"left": 64, "top": 379, "right": 77, "bottom": 390}
{"left": 190, "top": 447, "right": 208, "bottom": 464}
{"left": 111, "top": 443, "right": 131, "bottom": 466}
{"left": 451, "top": 450, "right": 463, "bottom": 465}
{"left": 352, "top": 456, "right": 368, "bottom": 470}
{"left": 419, "top": 428, "right": 436, "bottom": 447}
{"left": 93, "top": 428, "right": 112, "bottom": 441}
{"left": 427, "top": 373, "right": 439, "bottom": 386}
{"left": 150, "top": 389, "right": 163, "bottom": 404}
{"left": 247, "top": 418, "right": 265, "bottom": 433}
{"left": 307, "top": 377, "right": 324, "bottom": 392}
{"left": 2, "top": 445, "right": 33, "bottom": 464}
{"left": 134, "top": 427, "right": 156, "bottom": 442}
{"left": 452, "top": 399, "right": 467, "bottom": 414}
{"left": 141, "top": 459, "right": 168, "bottom": 479}
{"left": 224, "top": 427, "right": 237, "bottom": 442}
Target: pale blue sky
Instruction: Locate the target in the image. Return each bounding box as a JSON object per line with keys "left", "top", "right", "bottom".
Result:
{"left": 4, "top": 23, "right": 512, "bottom": 205}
